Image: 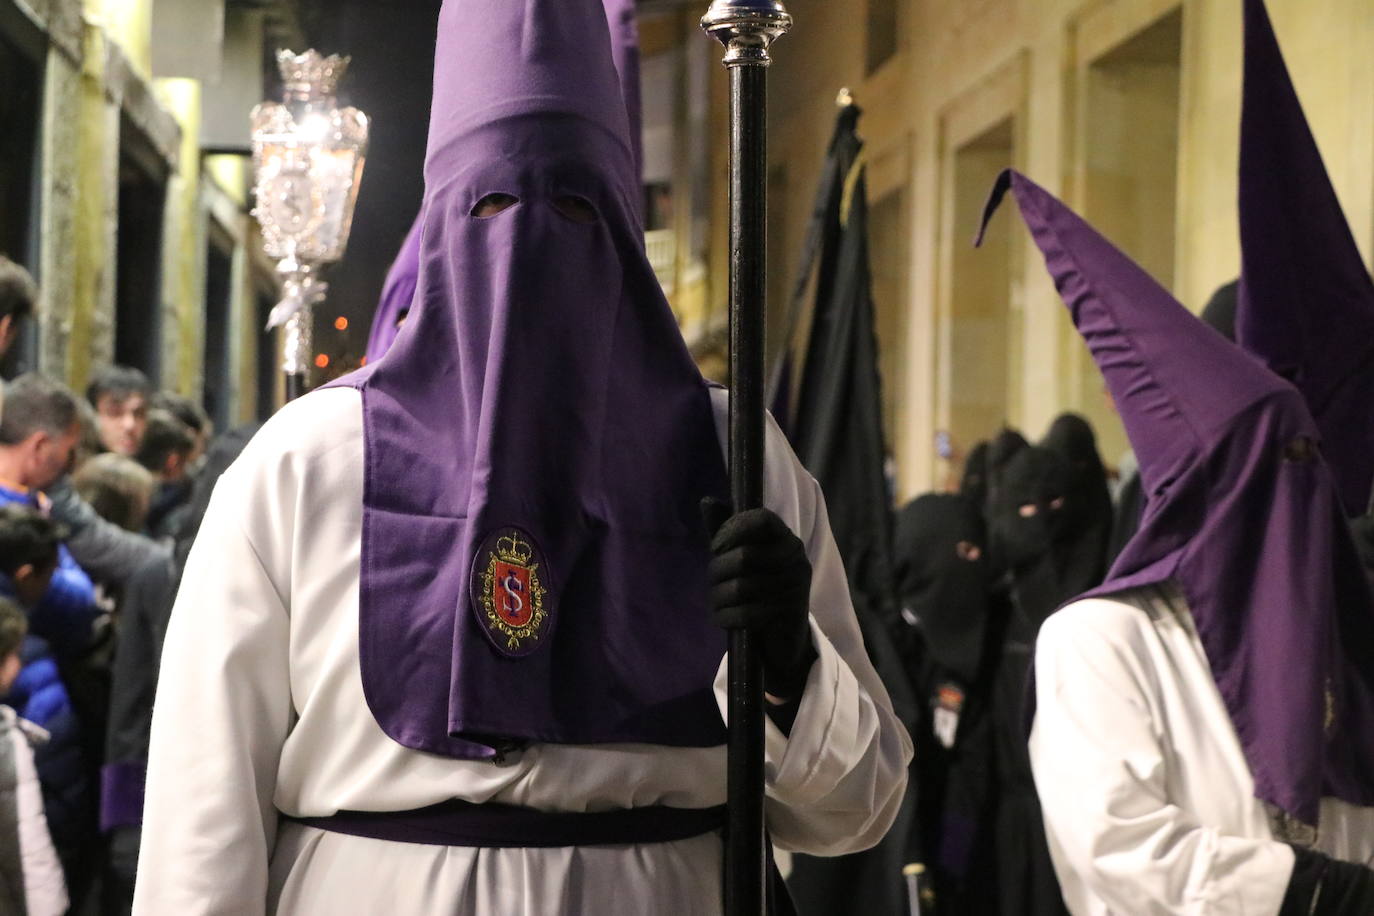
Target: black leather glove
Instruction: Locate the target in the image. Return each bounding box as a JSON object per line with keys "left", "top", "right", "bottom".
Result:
{"left": 1280, "top": 846, "right": 1374, "bottom": 915}
{"left": 702, "top": 499, "right": 817, "bottom": 701}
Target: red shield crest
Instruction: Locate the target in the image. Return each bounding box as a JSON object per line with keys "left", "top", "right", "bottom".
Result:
{"left": 490, "top": 560, "right": 534, "bottom": 627}
{"left": 470, "top": 527, "right": 550, "bottom": 657}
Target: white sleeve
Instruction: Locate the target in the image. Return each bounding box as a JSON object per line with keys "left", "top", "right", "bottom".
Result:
{"left": 1029, "top": 605, "right": 1293, "bottom": 915}
{"left": 715, "top": 463, "right": 913, "bottom": 857}
{"left": 133, "top": 471, "right": 293, "bottom": 916}
{"left": 12, "top": 730, "right": 67, "bottom": 916}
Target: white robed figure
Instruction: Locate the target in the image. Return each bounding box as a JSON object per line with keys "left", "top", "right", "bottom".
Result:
{"left": 133, "top": 0, "right": 911, "bottom": 912}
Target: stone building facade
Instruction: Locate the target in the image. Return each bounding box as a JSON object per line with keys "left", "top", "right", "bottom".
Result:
{"left": 1, "top": 0, "right": 307, "bottom": 426}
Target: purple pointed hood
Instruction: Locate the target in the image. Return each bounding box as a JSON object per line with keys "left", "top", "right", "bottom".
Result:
{"left": 366, "top": 0, "right": 641, "bottom": 368}
{"left": 328, "top": 0, "right": 727, "bottom": 758}
{"left": 364, "top": 212, "right": 423, "bottom": 363}
{"left": 602, "top": 0, "right": 642, "bottom": 189}
{"left": 1236, "top": 0, "right": 1374, "bottom": 514}
{"left": 980, "top": 169, "right": 1374, "bottom": 825}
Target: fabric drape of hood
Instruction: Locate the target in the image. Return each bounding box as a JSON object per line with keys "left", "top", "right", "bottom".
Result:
{"left": 326, "top": 0, "right": 728, "bottom": 759}
{"left": 979, "top": 169, "right": 1374, "bottom": 826}
{"left": 1236, "top": 0, "right": 1374, "bottom": 515}
{"left": 894, "top": 493, "right": 992, "bottom": 684}
{"left": 601, "top": 0, "right": 642, "bottom": 192}
{"left": 365, "top": 212, "right": 423, "bottom": 364}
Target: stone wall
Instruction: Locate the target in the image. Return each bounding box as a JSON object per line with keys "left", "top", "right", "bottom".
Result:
{"left": 6, "top": 0, "right": 269, "bottom": 419}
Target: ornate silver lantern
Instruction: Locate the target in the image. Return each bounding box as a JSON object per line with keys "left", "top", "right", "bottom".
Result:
{"left": 251, "top": 49, "right": 370, "bottom": 400}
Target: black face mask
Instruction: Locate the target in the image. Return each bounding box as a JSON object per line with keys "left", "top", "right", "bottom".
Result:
{"left": 1040, "top": 412, "right": 1113, "bottom": 540}
{"left": 985, "top": 444, "right": 1072, "bottom": 575}
{"left": 894, "top": 493, "right": 992, "bottom": 683}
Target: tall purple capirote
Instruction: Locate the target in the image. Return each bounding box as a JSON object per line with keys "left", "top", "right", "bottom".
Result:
{"left": 365, "top": 211, "right": 423, "bottom": 363}
{"left": 328, "top": 0, "right": 728, "bottom": 758}
{"left": 1236, "top": 0, "right": 1374, "bottom": 515}
{"left": 980, "top": 170, "right": 1374, "bottom": 826}
{"left": 366, "top": 0, "right": 640, "bottom": 365}
{"left": 602, "top": 0, "right": 643, "bottom": 190}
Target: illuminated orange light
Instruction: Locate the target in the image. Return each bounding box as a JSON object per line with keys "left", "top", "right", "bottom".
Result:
{"left": 334, "top": 316, "right": 349, "bottom": 331}
{"left": 360, "top": 356, "right": 368, "bottom": 366}
{"left": 315, "top": 353, "right": 330, "bottom": 369}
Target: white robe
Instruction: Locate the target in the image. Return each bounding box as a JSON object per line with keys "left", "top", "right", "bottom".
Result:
{"left": 1030, "top": 583, "right": 1374, "bottom": 915}
{"left": 133, "top": 386, "right": 913, "bottom": 915}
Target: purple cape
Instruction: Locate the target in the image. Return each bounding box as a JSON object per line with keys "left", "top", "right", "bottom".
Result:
{"left": 327, "top": 0, "right": 727, "bottom": 758}
{"left": 1236, "top": 0, "right": 1374, "bottom": 515}
{"left": 365, "top": 212, "right": 423, "bottom": 363}
{"left": 981, "top": 170, "right": 1374, "bottom": 826}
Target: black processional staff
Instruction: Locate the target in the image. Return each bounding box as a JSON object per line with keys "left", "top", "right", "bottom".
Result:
{"left": 700, "top": 3, "right": 791, "bottom": 914}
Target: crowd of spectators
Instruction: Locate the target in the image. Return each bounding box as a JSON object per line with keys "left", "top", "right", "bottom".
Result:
{"left": 0, "top": 254, "right": 244, "bottom": 915}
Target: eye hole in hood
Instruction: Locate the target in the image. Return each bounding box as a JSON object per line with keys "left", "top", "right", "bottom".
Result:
{"left": 471, "top": 193, "right": 520, "bottom": 218}
{"left": 1282, "top": 435, "right": 1318, "bottom": 463}
{"left": 553, "top": 195, "right": 599, "bottom": 224}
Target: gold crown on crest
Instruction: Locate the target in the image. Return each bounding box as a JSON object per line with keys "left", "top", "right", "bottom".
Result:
{"left": 496, "top": 532, "right": 534, "bottom": 565}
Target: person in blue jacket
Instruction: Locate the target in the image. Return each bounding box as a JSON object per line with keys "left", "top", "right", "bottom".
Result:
{"left": 0, "top": 374, "right": 103, "bottom": 902}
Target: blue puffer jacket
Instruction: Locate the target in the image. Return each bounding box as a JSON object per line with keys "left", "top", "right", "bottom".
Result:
{"left": 7, "top": 642, "right": 71, "bottom": 728}
{"left": 0, "top": 484, "right": 100, "bottom": 877}
{"left": 0, "top": 484, "right": 101, "bottom": 658}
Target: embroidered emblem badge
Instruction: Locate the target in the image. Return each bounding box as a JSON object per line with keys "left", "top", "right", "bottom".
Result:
{"left": 471, "top": 527, "right": 550, "bottom": 657}
{"left": 932, "top": 682, "right": 966, "bottom": 750}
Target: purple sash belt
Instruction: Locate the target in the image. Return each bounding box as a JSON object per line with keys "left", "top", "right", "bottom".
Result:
{"left": 286, "top": 799, "right": 727, "bottom": 848}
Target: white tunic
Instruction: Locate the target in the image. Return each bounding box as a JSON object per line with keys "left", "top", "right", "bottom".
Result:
{"left": 1030, "top": 583, "right": 1374, "bottom": 915}
{"left": 133, "top": 387, "right": 912, "bottom": 915}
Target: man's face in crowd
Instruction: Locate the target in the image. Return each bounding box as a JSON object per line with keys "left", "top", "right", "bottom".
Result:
{"left": 95, "top": 391, "right": 148, "bottom": 456}
{"left": 31, "top": 421, "right": 80, "bottom": 492}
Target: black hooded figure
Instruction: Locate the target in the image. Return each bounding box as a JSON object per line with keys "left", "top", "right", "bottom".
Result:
{"left": 985, "top": 430, "right": 1060, "bottom": 602}
{"left": 775, "top": 103, "right": 920, "bottom": 916}
{"left": 893, "top": 493, "right": 1008, "bottom": 914}
{"left": 978, "top": 429, "right": 1074, "bottom": 915}
{"left": 1039, "top": 413, "right": 1112, "bottom": 589}
{"left": 960, "top": 441, "right": 992, "bottom": 512}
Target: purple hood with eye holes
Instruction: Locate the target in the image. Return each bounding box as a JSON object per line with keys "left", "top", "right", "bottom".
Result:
{"left": 325, "top": 0, "right": 728, "bottom": 759}
{"left": 365, "top": 211, "right": 423, "bottom": 363}
{"left": 979, "top": 169, "right": 1374, "bottom": 827}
